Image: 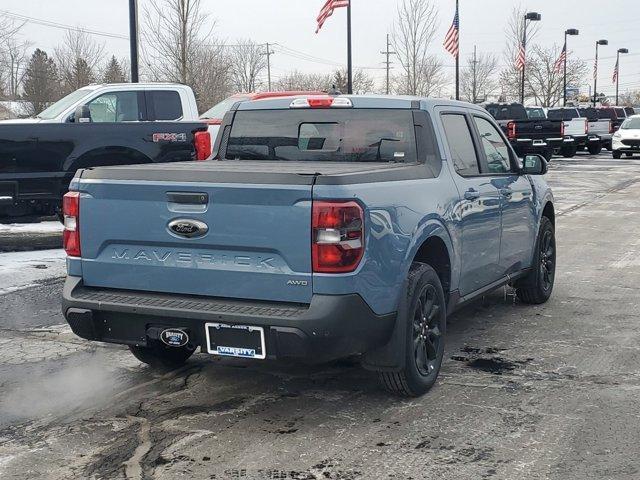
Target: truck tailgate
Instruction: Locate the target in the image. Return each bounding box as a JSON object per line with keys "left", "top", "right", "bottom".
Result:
{"left": 78, "top": 178, "right": 313, "bottom": 304}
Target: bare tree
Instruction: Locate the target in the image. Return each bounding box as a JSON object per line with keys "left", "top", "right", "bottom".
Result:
{"left": 391, "top": 0, "right": 445, "bottom": 96}
{"left": 55, "top": 30, "right": 105, "bottom": 93}
{"left": 274, "top": 71, "right": 332, "bottom": 92}
{"left": 619, "top": 90, "right": 640, "bottom": 107}
{"left": 190, "top": 45, "right": 234, "bottom": 111}
{"left": 499, "top": 4, "right": 540, "bottom": 102}
{"left": 142, "top": 0, "right": 210, "bottom": 85}
{"left": 0, "top": 17, "right": 25, "bottom": 98}
{"left": 525, "top": 45, "right": 587, "bottom": 107}
{"left": 2, "top": 37, "right": 30, "bottom": 99}
{"left": 460, "top": 48, "right": 499, "bottom": 103}
{"left": 229, "top": 40, "right": 267, "bottom": 92}
{"left": 332, "top": 68, "right": 376, "bottom": 94}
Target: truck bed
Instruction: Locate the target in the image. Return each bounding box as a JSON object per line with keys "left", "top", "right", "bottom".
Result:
{"left": 79, "top": 160, "right": 429, "bottom": 185}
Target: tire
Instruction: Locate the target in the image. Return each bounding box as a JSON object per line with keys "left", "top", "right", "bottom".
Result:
{"left": 516, "top": 217, "right": 555, "bottom": 304}
{"left": 587, "top": 144, "right": 602, "bottom": 155}
{"left": 561, "top": 146, "right": 577, "bottom": 158}
{"left": 379, "top": 263, "right": 446, "bottom": 397}
{"left": 129, "top": 341, "right": 195, "bottom": 369}
{"left": 613, "top": 151, "right": 622, "bottom": 159}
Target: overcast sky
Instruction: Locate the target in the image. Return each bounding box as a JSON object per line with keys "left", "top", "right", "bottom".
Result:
{"left": 5, "top": 0, "right": 640, "bottom": 97}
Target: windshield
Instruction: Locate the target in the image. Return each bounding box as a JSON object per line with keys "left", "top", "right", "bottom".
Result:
{"left": 200, "top": 95, "right": 251, "bottom": 119}
{"left": 621, "top": 117, "right": 640, "bottom": 129}
{"left": 225, "top": 109, "right": 418, "bottom": 163}
{"left": 36, "top": 88, "right": 95, "bottom": 120}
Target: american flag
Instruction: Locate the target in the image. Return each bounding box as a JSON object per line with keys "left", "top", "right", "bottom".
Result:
{"left": 515, "top": 42, "right": 526, "bottom": 71}
{"left": 316, "top": 0, "right": 349, "bottom": 33}
{"left": 554, "top": 44, "right": 566, "bottom": 73}
{"left": 612, "top": 58, "right": 619, "bottom": 84}
{"left": 443, "top": 2, "right": 460, "bottom": 58}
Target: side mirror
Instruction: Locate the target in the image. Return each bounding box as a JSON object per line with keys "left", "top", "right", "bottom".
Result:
{"left": 74, "top": 105, "right": 92, "bottom": 123}
{"left": 521, "top": 154, "right": 548, "bottom": 175}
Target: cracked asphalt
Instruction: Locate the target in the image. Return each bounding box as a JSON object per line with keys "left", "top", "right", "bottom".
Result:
{"left": 1, "top": 153, "right": 639, "bottom": 479}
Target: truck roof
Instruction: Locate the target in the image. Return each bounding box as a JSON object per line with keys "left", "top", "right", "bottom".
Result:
{"left": 236, "top": 94, "right": 485, "bottom": 113}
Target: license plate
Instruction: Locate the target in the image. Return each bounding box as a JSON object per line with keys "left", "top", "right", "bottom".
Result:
{"left": 205, "top": 323, "right": 266, "bottom": 359}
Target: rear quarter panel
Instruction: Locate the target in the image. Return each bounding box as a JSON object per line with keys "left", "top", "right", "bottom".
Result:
{"left": 312, "top": 168, "right": 461, "bottom": 316}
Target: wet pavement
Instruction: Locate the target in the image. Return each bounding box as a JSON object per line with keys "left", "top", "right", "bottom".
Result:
{"left": 1, "top": 153, "right": 639, "bottom": 479}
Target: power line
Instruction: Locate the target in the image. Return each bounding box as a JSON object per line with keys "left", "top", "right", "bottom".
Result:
{"left": 0, "top": 10, "right": 128, "bottom": 40}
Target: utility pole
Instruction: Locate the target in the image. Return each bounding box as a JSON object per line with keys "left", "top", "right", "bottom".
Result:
{"left": 263, "top": 43, "right": 275, "bottom": 91}
{"left": 471, "top": 45, "right": 478, "bottom": 102}
{"left": 128, "top": 0, "right": 139, "bottom": 82}
{"left": 380, "top": 34, "right": 396, "bottom": 95}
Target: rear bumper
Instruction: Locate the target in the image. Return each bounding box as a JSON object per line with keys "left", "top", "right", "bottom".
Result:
{"left": 62, "top": 276, "right": 396, "bottom": 363}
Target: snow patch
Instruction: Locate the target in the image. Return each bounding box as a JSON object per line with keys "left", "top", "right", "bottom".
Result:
{"left": 0, "top": 221, "right": 63, "bottom": 234}
{"left": 0, "top": 249, "right": 66, "bottom": 294}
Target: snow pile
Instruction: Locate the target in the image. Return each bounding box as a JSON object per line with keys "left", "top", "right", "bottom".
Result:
{"left": 0, "top": 249, "right": 66, "bottom": 294}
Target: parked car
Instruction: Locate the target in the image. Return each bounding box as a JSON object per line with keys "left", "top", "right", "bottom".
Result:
{"left": 200, "top": 91, "right": 326, "bottom": 146}
{"left": 484, "top": 102, "right": 566, "bottom": 160}
{"left": 62, "top": 95, "right": 556, "bottom": 397}
{"left": 0, "top": 83, "right": 212, "bottom": 218}
{"left": 612, "top": 115, "right": 640, "bottom": 158}
{"left": 546, "top": 107, "right": 602, "bottom": 155}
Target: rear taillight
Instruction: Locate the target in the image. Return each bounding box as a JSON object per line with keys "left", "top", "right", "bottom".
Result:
{"left": 312, "top": 201, "right": 364, "bottom": 273}
{"left": 507, "top": 121, "right": 516, "bottom": 140}
{"left": 63, "top": 191, "right": 80, "bottom": 257}
{"left": 584, "top": 119, "right": 588, "bottom": 135}
{"left": 560, "top": 121, "right": 565, "bottom": 137}
{"left": 609, "top": 121, "right": 614, "bottom": 134}
{"left": 194, "top": 131, "right": 211, "bottom": 161}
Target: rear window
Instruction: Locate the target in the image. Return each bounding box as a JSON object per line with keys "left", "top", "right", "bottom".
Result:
{"left": 148, "top": 90, "right": 183, "bottom": 120}
{"left": 548, "top": 109, "right": 579, "bottom": 120}
{"left": 597, "top": 109, "right": 615, "bottom": 120}
{"left": 485, "top": 104, "right": 527, "bottom": 121}
{"left": 578, "top": 107, "right": 598, "bottom": 120}
{"left": 615, "top": 108, "right": 626, "bottom": 118}
{"left": 526, "top": 108, "right": 546, "bottom": 119}
{"left": 225, "top": 109, "right": 418, "bottom": 163}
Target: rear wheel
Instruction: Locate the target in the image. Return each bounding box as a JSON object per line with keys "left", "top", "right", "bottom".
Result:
{"left": 378, "top": 263, "right": 446, "bottom": 397}
{"left": 516, "top": 217, "right": 555, "bottom": 304}
{"left": 587, "top": 144, "right": 602, "bottom": 155}
{"left": 129, "top": 341, "right": 195, "bottom": 369}
{"left": 613, "top": 151, "right": 622, "bottom": 159}
{"left": 561, "top": 146, "right": 577, "bottom": 158}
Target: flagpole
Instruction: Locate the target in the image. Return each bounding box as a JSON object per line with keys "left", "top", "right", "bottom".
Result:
{"left": 455, "top": 0, "right": 459, "bottom": 100}
{"left": 347, "top": 0, "right": 353, "bottom": 94}
{"left": 563, "top": 33, "right": 567, "bottom": 106}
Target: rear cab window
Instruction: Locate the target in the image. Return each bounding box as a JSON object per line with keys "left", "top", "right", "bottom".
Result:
{"left": 225, "top": 109, "right": 418, "bottom": 163}
{"left": 547, "top": 109, "right": 579, "bottom": 121}
{"left": 146, "top": 90, "right": 183, "bottom": 120}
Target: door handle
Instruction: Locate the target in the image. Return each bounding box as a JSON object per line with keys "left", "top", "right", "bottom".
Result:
{"left": 499, "top": 188, "right": 513, "bottom": 197}
{"left": 464, "top": 189, "right": 480, "bottom": 200}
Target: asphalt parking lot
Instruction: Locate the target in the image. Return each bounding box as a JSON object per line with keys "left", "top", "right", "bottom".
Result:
{"left": 1, "top": 152, "right": 639, "bottom": 480}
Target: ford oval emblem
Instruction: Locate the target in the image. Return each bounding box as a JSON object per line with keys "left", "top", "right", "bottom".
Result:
{"left": 160, "top": 328, "right": 190, "bottom": 347}
{"left": 168, "top": 219, "right": 208, "bottom": 238}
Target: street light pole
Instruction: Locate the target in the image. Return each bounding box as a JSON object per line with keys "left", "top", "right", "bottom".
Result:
{"left": 128, "top": 0, "right": 139, "bottom": 82}
{"left": 593, "top": 39, "right": 608, "bottom": 107}
{"left": 563, "top": 29, "right": 579, "bottom": 106}
{"left": 520, "top": 12, "right": 541, "bottom": 105}
{"left": 616, "top": 48, "right": 629, "bottom": 106}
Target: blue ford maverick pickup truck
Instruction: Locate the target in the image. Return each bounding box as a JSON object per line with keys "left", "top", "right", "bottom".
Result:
{"left": 62, "top": 95, "right": 555, "bottom": 396}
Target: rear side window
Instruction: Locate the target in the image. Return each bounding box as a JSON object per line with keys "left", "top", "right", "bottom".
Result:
{"left": 147, "top": 91, "right": 183, "bottom": 120}
{"left": 225, "top": 109, "right": 418, "bottom": 163}
{"left": 441, "top": 114, "right": 480, "bottom": 176}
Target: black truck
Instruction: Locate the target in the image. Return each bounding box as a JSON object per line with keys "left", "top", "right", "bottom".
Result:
{"left": 0, "top": 121, "right": 210, "bottom": 218}
{"left": 484, "top": 103, "right": 568, "bottom": 160}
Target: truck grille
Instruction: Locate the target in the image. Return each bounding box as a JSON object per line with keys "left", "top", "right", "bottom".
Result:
{"left": 622, "top": 139, "right": 640, "bottom": 147}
